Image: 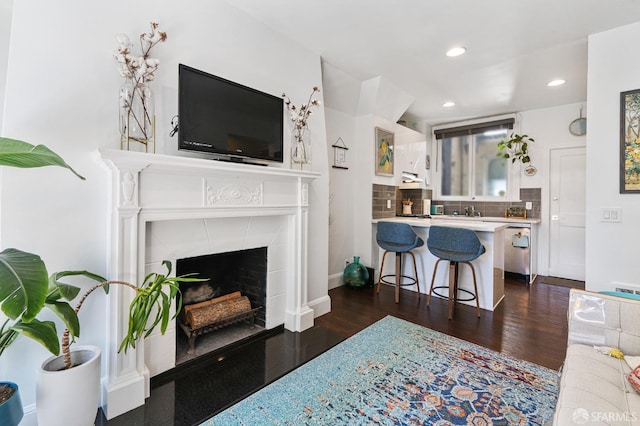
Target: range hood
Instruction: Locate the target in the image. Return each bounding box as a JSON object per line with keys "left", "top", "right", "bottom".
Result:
{"left": 399, "top": 171, "right": 426, "bottom": 189}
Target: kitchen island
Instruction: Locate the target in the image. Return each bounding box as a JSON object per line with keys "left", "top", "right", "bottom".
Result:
{"left": 372, "top": 217, "right": 509, "bottom": 311}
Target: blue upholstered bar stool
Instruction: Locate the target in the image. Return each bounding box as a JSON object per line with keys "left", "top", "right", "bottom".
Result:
{"left": 426, "top": 226, "right": 485, "bottom": 319}
{"left": 376, "top": 221, "right": 424, "bottom": 303}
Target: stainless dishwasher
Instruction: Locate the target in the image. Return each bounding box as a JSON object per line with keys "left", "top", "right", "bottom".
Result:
{"left": 504, "top": 225, "right": 532, "bottom": 283}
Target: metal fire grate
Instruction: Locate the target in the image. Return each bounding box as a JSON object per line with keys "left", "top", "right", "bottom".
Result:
{"left": 178, "top": 306, "right": 261, "bottom": 354}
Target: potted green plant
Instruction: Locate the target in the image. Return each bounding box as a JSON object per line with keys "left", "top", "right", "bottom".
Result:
{"left": 497, "top": 133, "right": 535, "bottom": 164}
{"left": 0, "top": 138, "right": 203, "bottom": 425}
{"left": 0, "top": 138, "right": 88, "bottom": 426}
{"left": 36, "top": 261, "right": 200, "bottom": 426}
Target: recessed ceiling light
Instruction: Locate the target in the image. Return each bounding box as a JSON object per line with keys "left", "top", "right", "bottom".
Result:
{"left": 547, "top": 79, "right": 566, "bottom": 87}
{"left": 446, "top": 47, "right": 467, "bottom": 57}
{"left": 443, "top": 101, "right": 455, "bottom": 108}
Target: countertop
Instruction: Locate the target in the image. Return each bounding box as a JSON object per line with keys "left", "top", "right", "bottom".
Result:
{"left": 430, "top": 215, "right": 541, "bottom": 225}
{"left": 372, "top": 217, "right": 509, "bottom": 232}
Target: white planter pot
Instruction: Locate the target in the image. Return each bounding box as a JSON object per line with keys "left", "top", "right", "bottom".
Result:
{"left": 36, "top": 345, "right": 101, "bottom": 426}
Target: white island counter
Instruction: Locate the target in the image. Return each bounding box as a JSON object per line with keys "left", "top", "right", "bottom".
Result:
{"left": 372, "top": 217, "right": 509, "bottom": 311}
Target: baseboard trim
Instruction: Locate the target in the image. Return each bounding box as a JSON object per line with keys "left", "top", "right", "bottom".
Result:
{"left": 309, "top": 295, "right": 332, "bottom": 318}
{"left": 328, "top": 272, "right": 343, "bottom": 290}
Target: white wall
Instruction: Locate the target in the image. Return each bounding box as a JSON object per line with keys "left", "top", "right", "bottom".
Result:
{"left": 0, "top": 0, "right": 329, "bottom": 418}
{"left": 325, "top": 107, "right": 356, "bottom": 288}
{"left": 586, "top": 21, "right": 640, "bottom": 291}
{"left": 517, "top": 103, "right": 587, "bottom": 276}
{"left": 0, "top": 0, "right": 11, "bottom": 133}
{"left": 355, "top": 116, "right": 427, "bottom": 269}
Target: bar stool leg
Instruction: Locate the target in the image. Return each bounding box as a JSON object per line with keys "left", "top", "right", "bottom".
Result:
{"left": 427, "top": 258, "right": 443, "bottom": 306}
{"left": 408, "top": 251, "right": 420, "bottom": 299}
{"left": 376, "top": 250, "right": 389, "bottom": 294}
{"left": 467, "top": 261, "right": 481, "bottom": 318}
{"left": 448, "top": 261, "right": 457, "bottom": 320}
{"left": 395, "top": 252, "right": 401, "bottom": 303}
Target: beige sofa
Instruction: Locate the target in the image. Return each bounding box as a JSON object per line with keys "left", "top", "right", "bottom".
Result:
{"left": 553, "top": 289, "right": 640, "bottom": 425}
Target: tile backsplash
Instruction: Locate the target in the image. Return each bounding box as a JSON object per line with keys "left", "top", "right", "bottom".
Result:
{"left": 431, "top": 188, "right": 541, "bottom": 219}
{"left": 372, "top": 184, "right": 397, "bottom": 219}
{"left": 396, "top": 188, "right": 433, "bottom": 215}
{"left": 371, "top": 186, "right": 542, "bottom": 219}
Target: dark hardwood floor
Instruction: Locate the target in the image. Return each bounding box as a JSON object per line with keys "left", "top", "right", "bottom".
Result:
{"left": 100, "top": 275, "right": 571, "bottom": 425}
{"left": 316, "top": 276, "right": 571, "bottom": 370}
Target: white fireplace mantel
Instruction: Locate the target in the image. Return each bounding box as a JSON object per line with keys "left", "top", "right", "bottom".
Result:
{"left": 98, "top": 149, "right": 320, "bottom": 419}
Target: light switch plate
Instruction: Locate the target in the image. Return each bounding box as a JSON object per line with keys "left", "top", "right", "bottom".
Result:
{"left": 601, "top": 207, "right": 622, "bottom": 222}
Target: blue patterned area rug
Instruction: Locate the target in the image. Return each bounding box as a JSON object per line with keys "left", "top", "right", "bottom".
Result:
{"left": 203, "top": 316, "right": 559, "bottom": 425}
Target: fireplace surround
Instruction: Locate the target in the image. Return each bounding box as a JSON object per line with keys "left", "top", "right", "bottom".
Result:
{"left": 99, "top": 150, "right": 321, "bottom": 419}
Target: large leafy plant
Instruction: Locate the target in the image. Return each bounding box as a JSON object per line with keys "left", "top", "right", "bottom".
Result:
{"left": 56, "top": 261, "right": 198, "bottom": 369}
{"left": 0, "top": 138, "right": 200, "bottom": 369}
{"left": 0, "top": 138, "right": 89, "bottom": 357}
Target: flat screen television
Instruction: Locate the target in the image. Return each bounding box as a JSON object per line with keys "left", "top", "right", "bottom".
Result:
{"left": 178, "top": 64, "right": 284, "bottom": 163}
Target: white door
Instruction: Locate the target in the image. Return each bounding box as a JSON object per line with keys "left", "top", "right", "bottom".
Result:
{"left": 549, "top": 147, "right": 586, "bottom": 280}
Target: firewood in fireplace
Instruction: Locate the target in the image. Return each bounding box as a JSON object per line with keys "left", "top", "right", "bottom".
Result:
{"left": 180, "top": 291, "right": 243, "bottom": 326}
{"left": 183, "top": 291, "right": 242, "bottom": 315}
{"left": 186, "top": 295, "right": 252, "bottom": 329}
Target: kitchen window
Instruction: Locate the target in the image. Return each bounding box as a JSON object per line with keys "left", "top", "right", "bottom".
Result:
{"left": 434, "top": 117, "right": 514, "bottom": 200}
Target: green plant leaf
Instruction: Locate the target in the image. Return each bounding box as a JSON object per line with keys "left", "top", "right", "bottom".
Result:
{"left": 0, "top": 138, "right": 86, "bottom": 180}
{"left": 47, "top": 300, "right": 80, "bottom": 338}
{"left": 0, "top": 329, "right": 19, "bottom": 357}
{"left": 11, "top": 319, "right": 60, "bottom": 355}
{"left": 50, "top": 270, "right": 107, "bottom": 298}
{"left": 45, "top": 284, "right": 80, "bottom": 304}
{"left": 0, "top": 248, "right": 49, "bottom": 321}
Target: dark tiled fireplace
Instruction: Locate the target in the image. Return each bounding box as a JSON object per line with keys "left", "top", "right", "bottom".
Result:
{"left": 175, "top": 247, "right": 268, "bottom": 364}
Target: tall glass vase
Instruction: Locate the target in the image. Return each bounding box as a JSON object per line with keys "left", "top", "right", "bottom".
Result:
{"left": 291, "top": 125, "right": 311, "bottom": 167}
{"left": 119, "top": 80, "right": 155, "bottom": 152}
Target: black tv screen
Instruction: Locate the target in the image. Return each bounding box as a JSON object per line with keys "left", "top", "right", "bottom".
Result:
{"left": 178, "top": 64, "right": 284, "bottom": 163}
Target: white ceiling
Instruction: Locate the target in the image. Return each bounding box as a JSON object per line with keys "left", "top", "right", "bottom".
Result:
{"left": 228, "top": 0, "right": 640, "bottom": 125}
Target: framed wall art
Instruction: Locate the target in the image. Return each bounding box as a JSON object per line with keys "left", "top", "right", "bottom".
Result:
{"left": 621, "top": 88, "right": 640, "bottom": 193}
{"left": 331, "top": 137, "right": 349, "bottom": 169}
{"left": 375, "top": 127, "right": 394, "bottom": 176}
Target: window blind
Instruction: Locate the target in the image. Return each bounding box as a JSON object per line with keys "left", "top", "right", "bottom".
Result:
{"left": 434, "top": 118, "right": 514, "bottom": 140}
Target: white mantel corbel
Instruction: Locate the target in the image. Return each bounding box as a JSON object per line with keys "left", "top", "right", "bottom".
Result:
{"left": 98, "top": 149, "right": 320, "bottom": 419}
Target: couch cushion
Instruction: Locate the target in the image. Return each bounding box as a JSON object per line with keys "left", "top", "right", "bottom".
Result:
{"left": 568, "top": 290, "right": 640, "bottom": 356}
{"left": 553, "top": 344, "right": 640, "bottom": 425}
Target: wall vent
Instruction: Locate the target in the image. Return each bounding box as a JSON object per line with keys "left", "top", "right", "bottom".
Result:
{"left": 612, "top": 281, "right": 640, "bottom": 295}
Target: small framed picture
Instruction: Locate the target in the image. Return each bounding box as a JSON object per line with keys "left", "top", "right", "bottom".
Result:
{"left": 375, "top": 127, "right": 394, "bottom": 176}
{"left": 332, "top": 137, "right": 349, "bottom": 169}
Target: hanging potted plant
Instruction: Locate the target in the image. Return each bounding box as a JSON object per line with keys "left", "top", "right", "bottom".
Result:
{"left": 497, "top": 133, "right": 535, "bottom": 164}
